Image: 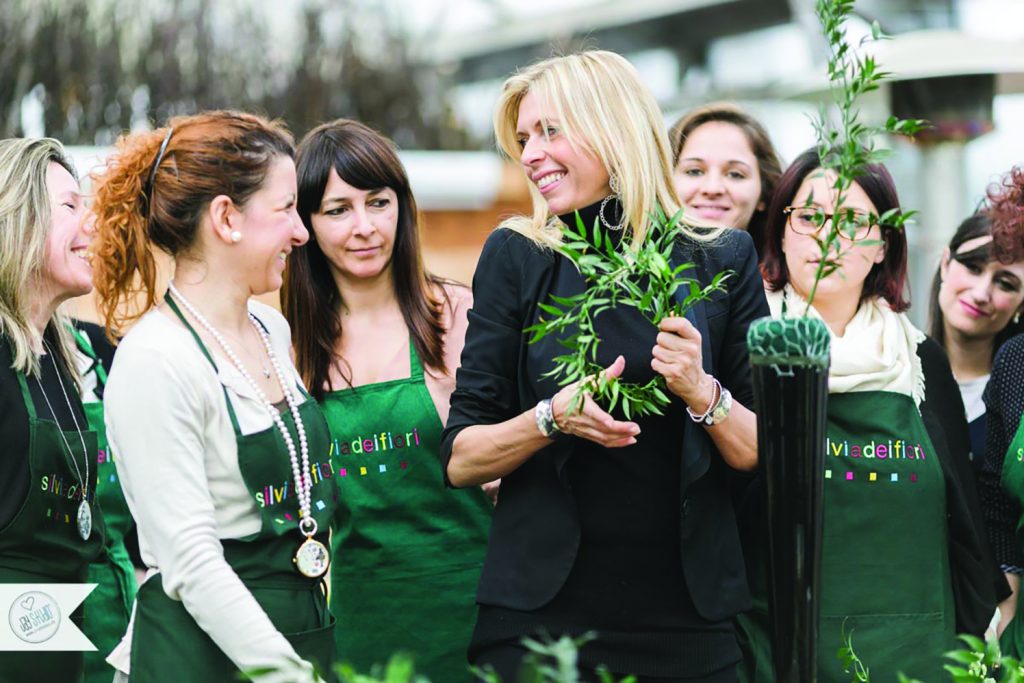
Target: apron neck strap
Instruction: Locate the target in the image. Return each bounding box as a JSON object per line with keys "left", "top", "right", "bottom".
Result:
{"left": 69, "top": 325, "right": 108, "bottom": 387}
{"left": 408, "top": 337, "right": 424, "bottom": 381}
{"left": 15, "top": 369, "right": 38, "bottom": 420}
{"left": 164, "top": 291, "right": 244, "bottom": 435}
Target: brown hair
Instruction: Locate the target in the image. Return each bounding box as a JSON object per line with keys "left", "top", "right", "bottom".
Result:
{"left": 928, "top": 211, "right": 1024, "bottom": 358}
{"left": 91, "top": 110, "right": 294, "bottom": 335}
{"left": 282, "top": 119, "right": 449, "bottom": 400}
{"left": 669, "top": 102, "right": 782, "bottom": 248}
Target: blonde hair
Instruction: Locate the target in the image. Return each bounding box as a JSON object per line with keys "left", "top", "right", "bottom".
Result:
{"left": 0, "top": 138, "right": 80, "bottom": 377}
{"left": 493, "top": 50, "right": 714, "bottom": 247}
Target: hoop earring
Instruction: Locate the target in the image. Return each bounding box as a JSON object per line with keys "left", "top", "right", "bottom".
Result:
{"left": 600, "top": 174, "right": 625, "bottom": 232}
{"left": 230, "top": 230, "right": 243, "bottom": 243}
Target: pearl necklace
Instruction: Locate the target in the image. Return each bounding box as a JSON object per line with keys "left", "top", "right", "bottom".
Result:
{"left": 166, "top": 281, "right": 329, "bottom": 578}
{"left": 36, "top": 342, "right": 93, "bottom": 541}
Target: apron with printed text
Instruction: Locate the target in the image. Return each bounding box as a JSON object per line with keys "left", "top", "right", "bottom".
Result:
{"left": 320, "top": 340, "right": 492, "bottom": 682}
{"left": 998, "top": 412, "right": 1024, "bottom": 658}
{"left": 737, "top": 391, "right": 954, "bottom": 683}
{"left": 0, "top": 360, "right": 105, "bottom": 683}
{"left": 71, "top": 327, "right": 140, "bottom": 683}
{"left": 128, "top": 296, "right": 339, "bottom": 682}
{"left": 818, "top": 391, "right": 954, "bottom": 682}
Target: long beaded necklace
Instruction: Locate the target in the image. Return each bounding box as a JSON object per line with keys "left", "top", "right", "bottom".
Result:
{"left": 36, "top": 341, "right": 92, "bottom": 541}
{"left": 166, "top": 281, "right": 330, "bottom": 578}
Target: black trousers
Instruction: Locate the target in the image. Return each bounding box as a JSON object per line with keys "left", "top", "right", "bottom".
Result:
{"left": 471, "top": 642, "right": 739, "bottom": 683}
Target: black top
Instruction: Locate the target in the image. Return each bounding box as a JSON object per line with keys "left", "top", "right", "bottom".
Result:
{"left": 556, "top": 206, "right": 695, "bottom": 633}
{"left": 978, "top": 334, "right": 1024, "bottom": 573}
{"left": 969, "top": 414, "right": 989, "bottom": 473}
{"left": 916, "top": 337, "right": 1011, "bottom": 634}
{"left": 441, "top": 205, "right": 770, "bottom": 675}
{"left": 0, "top": 328, "right": 90, "bottom": 531}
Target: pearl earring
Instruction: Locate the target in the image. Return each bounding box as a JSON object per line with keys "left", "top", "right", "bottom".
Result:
{"left": 230, "top": 231, "right": 243, "bottom": 243}
{"left": 1015, "top": 311, "right": 1021, "bottom": 325}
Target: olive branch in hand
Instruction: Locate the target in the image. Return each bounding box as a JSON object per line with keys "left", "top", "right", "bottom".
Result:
{"left": 524, "top": 208, "right": 731, "bottom": 419}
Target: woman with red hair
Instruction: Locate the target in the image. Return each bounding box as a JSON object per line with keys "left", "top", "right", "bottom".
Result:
{"left": 91, "top": 111, "right": 337, "bottom": 682}
{"left": 973, "top": 166, "right": 1024, "bottom": 654}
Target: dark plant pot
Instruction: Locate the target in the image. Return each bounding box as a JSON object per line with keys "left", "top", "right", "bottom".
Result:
{"left": 747, "top": 316, "right": 830, "bottom": 683}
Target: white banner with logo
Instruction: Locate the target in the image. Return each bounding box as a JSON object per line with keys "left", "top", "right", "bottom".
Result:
{"left": 0, "top": 584, "right": 97, "bottom": 651}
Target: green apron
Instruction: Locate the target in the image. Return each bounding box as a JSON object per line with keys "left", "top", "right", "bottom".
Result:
{"left": 128, "top": 297, "right": 339, "bottom": 682}
{"left": 320, "top": 340, "right": 491, "bottom": 681}
{"left": 738, "top": 391, "right": 954, "bottom": 683}
{"left": 0, "top": 357, "right": 105, "bottom": 683}
{"left": 70, "top": 327, "right": 139, "bottom": 683}
{"left": 998, "top": 411, "right": 1024, "bottom": 658}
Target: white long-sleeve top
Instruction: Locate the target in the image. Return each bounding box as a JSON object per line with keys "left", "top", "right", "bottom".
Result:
{"left": 104, "top": 300, "right": 317, "bottom": 682}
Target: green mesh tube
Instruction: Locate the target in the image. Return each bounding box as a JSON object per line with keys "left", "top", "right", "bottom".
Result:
{"left": 747, "top": 316, "right": 831, "bottom": 371}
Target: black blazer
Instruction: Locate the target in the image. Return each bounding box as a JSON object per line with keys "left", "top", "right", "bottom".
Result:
{"left": 440, "top": 226, "right": 770, "bottom": 621}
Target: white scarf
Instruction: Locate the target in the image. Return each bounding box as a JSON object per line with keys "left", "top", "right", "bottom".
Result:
{"left": 765, "top": 286, "right": 926, "bottom": 406}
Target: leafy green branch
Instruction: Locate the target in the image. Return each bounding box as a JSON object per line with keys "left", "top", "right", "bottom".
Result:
{"left": 524, "top": 209, "right": 730, "bottom": 419}
{"left": 805, "top": 0, "right": 930, "bottom": 312}
{"left": 841, "top": 629, "right": 1024, "bottom": 683}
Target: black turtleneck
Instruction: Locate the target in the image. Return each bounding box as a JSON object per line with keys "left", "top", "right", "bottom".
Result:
{"left": 471, "top": 197, "right": 739, "bottom": 678}
{"left": 557, "top": 195, "right": 625, "bottom": 240}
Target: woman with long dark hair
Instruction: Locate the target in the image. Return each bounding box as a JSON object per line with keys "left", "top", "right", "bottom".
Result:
{"left": 928, "top": 211, "right": 1024, "bottom": 467}
{"left": 282, "top": 118, "right": 492, "bottom": 681}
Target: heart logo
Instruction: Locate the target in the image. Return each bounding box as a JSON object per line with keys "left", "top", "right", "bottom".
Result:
{"left": 20, "top": 597, "right": 34, "bottom": 610}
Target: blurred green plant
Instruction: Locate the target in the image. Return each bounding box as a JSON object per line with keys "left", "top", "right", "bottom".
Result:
{"left": 840, "top": 629, "right": 1024, "bottom": 683}
{"left": 247, "top": 632, "right": 637, "bottom": 682}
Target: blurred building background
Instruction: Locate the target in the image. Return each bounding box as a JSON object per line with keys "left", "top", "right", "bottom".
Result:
{"left": 5, "top": 0, "right": 1024, "bottom": 326}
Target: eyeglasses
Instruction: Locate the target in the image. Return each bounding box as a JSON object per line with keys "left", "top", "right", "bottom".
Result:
{"left": 783, "top": 206, "right": 876, "bottom": 241}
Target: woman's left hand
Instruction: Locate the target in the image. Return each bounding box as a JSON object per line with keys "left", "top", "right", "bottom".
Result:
{"left": 651, "top": 316, "right": 715, "bottom": 413}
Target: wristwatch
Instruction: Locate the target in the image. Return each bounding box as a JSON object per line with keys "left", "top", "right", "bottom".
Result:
{"left": 534, "top": 398, "right": 562, "bottom": 438}
{"left": 704, "top": 387, "right": 733, "bottom": 426}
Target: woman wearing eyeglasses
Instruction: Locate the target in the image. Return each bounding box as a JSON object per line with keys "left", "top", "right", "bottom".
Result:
{"left": 735, "top": 149, "right": 1004, "bottom": 682}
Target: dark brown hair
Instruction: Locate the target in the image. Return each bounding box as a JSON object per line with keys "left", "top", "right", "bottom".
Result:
{"left": 928, "top": 211, "right": 1024, "bottom": 358}
{"left": 760, "top": 147, "right": 910, "bottom": 312}
{"left": 282, "top": 119, "right": 447, "bottom": 400}
{"left": 91, "top": 110, "right": 294, "bottom": 334}
{"left": 669, "top": 102, "right": 782, "bottom": 246}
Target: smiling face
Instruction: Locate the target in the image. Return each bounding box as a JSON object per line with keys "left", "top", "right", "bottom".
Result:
{"left": 37, "top": 162, "right": 92, "bottom": 303}
{"left": 673, "top": 121, "right": 763, "bottom": 229}
{"left": 939, "top": 235, "right": 1024, "bottom": 342}
{"left": 782, "top": 170, "right": 886, "bottom": 307}
{"left": 309, "top": 167, "right": 399, "bottom": 286}
{"left": 515, "top": 91, "right": 611, "bottom": 216}
{"left": 234, "top": 155, "right": 307, "bottom": 295}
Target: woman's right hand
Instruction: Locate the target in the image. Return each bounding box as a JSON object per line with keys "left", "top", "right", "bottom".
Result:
{"left": 551, "top": 355, "right": 640, "bottom": 447}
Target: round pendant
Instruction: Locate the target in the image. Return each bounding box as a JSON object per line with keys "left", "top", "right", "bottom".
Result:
{"left": 293, "top": 537, "right": 330, "bottom": 578}
{"left": 77, "top": 501, "right": 92, "bottom": 541}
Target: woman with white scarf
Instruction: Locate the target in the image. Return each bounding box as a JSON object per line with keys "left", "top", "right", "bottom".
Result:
{"left": 735, "top": 149, "right": 1007, "bottom": 683}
